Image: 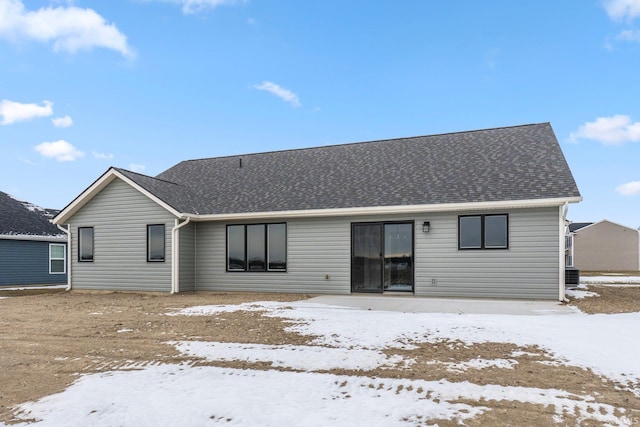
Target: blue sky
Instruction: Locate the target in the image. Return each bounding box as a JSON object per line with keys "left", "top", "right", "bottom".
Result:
{"left": 1, "top": 0, "right": 639, "bottom": 227}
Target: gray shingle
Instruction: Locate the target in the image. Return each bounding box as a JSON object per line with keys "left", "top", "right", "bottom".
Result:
{"left": 114, "top": 168, "right": 201, "bottom": 214}
{"left": 0, "top": 191, "right": 62, "bottom": 236}
{"left": 152, "top": 123, "right": 580, "bottom": 215}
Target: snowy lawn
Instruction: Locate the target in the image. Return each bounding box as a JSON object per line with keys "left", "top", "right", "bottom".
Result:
{"left": 580, "top": 275, "right": 640, "bottom": 285}
{"left": 4, "top": 295, "right": 640, "bottom": 426}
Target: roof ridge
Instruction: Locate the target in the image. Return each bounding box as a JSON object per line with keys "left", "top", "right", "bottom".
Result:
{"left": 114, "top": 167, "right": 182, "bottom": 186}
{"left": 177, "top": 122, "right": 550, "bottom": 164}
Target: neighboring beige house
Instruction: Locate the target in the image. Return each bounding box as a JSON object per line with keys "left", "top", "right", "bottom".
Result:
{"left": 569, "top": 220, "right": 640, "bottom": 271}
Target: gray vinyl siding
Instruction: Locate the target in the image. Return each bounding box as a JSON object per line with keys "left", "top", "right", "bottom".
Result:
{"left": 66, "top": 179, "right": 175, "bottom": 291}
{"left": 415, "top": 207, "right": 561, "bottom": 299}
{"left": 0, "top": 239, "right": 68, "bottom": 286}
{"left": 196, "top": 217, "right": 351, "bottom": 293}
{"left": 194, "top": 207, "right": 561, "bottom": 299}
{"left": 179, "top": 222, "right": 196, "bottom": 291}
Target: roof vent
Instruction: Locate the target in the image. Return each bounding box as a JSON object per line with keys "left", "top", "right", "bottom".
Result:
{"left": 239, "top": 158, "right": 243, "bottom": 168}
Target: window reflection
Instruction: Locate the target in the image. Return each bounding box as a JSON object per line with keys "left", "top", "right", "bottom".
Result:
{"left": 227, "top": 225, "right": 245, "bottom": 270}
{"left": 247, "top": 224, "right": 266, "bottom": 271}
{"left": 268, "top": 223, "right": 287, "bottom": 270}
{"left": 227, "top": 223, "right": 286, "bottom": 272}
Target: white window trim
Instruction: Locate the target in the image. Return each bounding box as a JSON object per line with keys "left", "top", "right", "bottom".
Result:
{"left": 49, "top": 243, "right": 66, "bottom": 274}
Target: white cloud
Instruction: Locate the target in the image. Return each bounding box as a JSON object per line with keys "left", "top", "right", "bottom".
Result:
{"left": 149, "top": 0, "right": 242, "bottom": 15}
{"left": 0, "top": 99, "right": 53, "bottom": 125}
{"left": 19, "top": 157, "right": 37, "bottom": 166}
{"left": 52, "top": 115, "right": 73, "bottom": 128}
{"left": 92, "top": 151, "right": 114, "bottom": 160}
{"left": 129, "top": 163, "right": 146, "bottom": 173}
{"left": 603, "top": 0, "right": 640, "bottom": 20}
{"left": 615, "top": 181, "right": 640, "bottom": 195}
{"left": 0, "top": 0, "right": 134, "bottom": 57}
{"left": 253, "top": 81, "right": 301, "bottom": 108}
{"left": 617, "top": 28, "right": 640, "bottom": 40}
{"left": 34, "top": 140, "right": 85, "bottom": 161}
{"left": 569, "top": 115, "right": 640, "bottom": 144}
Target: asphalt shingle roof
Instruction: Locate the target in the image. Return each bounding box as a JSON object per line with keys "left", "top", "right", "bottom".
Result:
{"left": 568, "top": 222, "right": 593, "bottom": 233}
{"left": 114, "top": 168, "right": 200, "bottom": 214}
{"left": 150, "top": 123, "right": 580, "bottom": 215}
{"left": 0, "top": 191, "right": 62, "bottom": 236}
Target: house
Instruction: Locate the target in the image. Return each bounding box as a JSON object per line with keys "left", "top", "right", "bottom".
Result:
{"left": 53, "top": 123, "right": 581, "bottom": 300}
{"left": 0, "top": 191, "right": 67, "bottom": 286}
{"left": 568, "top": 220, "right": 639, "bottom": 271}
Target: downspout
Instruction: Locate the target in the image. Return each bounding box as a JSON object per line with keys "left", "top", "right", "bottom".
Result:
{"left": 56, "top": 224, "right": 72, "bottom": 292}
{"left": 171, "top": 217, "right": 191, "bottom": 294}
{"left": 560, "top": 203, "right": 569, "bottom": 302}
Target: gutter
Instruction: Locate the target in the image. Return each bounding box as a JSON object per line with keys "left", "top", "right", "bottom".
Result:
{"left": 171, "top": 217, "right": 191, "bottom": 294}
{"left": 183, "top": 196, "right": 583, "bottom": 222}
{"left": 56, "top": 224, "right": 72, "bottom": 292}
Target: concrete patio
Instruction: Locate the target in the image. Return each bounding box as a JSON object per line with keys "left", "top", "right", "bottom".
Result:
{"left": 307, "top": 294, "right": 575, "bottom": 315}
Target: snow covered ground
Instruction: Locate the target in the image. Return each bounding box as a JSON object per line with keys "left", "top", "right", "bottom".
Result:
{"left": 580, "top": 275, "right": 640, "bottom": 285}
{"left": 4, "top": 293, "right": 640, "bottom": 426}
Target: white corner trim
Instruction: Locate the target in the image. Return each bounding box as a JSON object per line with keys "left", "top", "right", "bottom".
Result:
{"left": 559, "top": 204, "right": 567, "bottom": 302}
{"left": 56, "top": 224, "right": 72, "bottom": 291}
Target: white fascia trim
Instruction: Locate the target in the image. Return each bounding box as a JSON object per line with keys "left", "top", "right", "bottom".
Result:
{"left": 54, "top": 168, "right": 181, "bottom": 224}
{"left": 186, "top": 196, "right": 583, "bottom": 222}
{"left": 0, "top": 234, "right": 67, "bottom": 242}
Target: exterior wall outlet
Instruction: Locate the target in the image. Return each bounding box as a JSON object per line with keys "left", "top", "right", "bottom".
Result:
{"left": 431, "top": 278, "right": 437, "bottom": 286}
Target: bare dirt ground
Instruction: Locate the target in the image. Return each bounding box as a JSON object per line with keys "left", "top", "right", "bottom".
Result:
{"left": 1, "top": 286, "right": 639, "bottom": 426}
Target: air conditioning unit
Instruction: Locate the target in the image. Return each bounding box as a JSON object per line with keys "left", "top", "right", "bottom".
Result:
{"left": 565, "top": 267, "right": 580, "bottom": 286}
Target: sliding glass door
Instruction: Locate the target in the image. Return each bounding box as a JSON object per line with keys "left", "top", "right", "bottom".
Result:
{"left": 352, "top": 222, "right": 414, "bottom": 293}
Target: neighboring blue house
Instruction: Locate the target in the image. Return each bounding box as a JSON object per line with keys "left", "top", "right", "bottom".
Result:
{"left": 0, "top": 191, "right": 67, "bottom": 286}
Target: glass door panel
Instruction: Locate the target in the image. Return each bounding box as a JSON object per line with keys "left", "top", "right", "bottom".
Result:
{"left": 351, "top": 224, "right": 383, "bottom": 293}
{"left": 383, "top": 223, "right": 414, "bottom": 292}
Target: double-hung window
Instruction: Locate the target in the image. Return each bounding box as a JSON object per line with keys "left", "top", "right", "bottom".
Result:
{"left": 227, "top": 223, "right": 287, "bottom": 272}
{"left": 147, "top": 224, "right": 166, "bottom": 262}
{"left": 458, "top": 214, "right": 508, "bottom": 250}
{"left": 49, "top": 243, "right": 66, "bottom": 274}
{"left": 78, "top": 227, "right": 94, "bottom": 262}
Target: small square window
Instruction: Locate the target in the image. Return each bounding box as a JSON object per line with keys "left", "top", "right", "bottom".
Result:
{"left": 49, "top": 243, "right": 66, "bottom": 274}
{"left": 459, "top": 214, "right": 508, "bottom": 250}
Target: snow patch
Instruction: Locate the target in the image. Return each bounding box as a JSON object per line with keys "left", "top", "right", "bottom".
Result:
{"left": 7, "top": 365, "right": 633, "bottom": 427}
{"left": 170, "top": 301, "right": 640, "bottom": 393}
{"left": 581, "top": 276, "right": 640, "bottom": 285}
{"left": 566, "top": 288, "right": 599, "bottom": 299}
{"left": 171, "top": 341, "right": 407, "bottom": 371}
{"left": 441, "top": 358, "right": 518, "bottom": 373}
